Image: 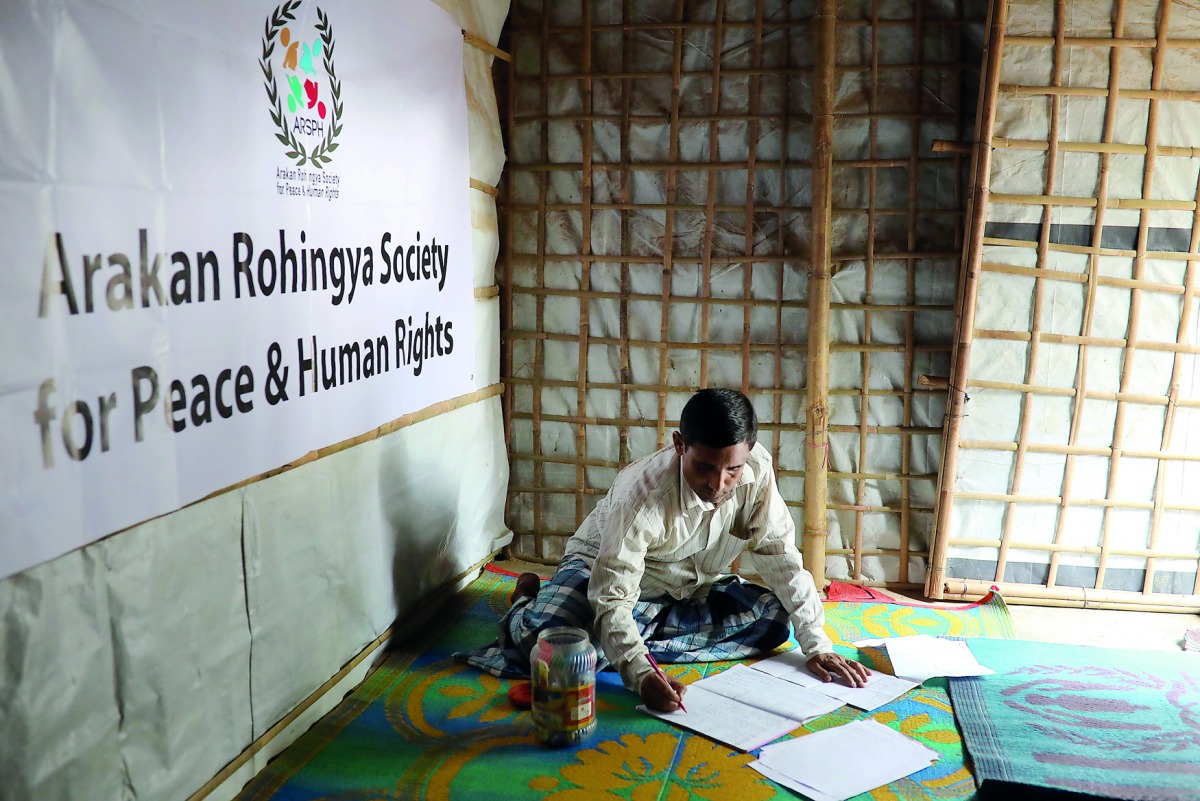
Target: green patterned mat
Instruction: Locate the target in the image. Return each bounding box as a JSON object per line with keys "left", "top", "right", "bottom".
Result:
{"left": 237, "top": 568, "right": 1013, "bottom": 801}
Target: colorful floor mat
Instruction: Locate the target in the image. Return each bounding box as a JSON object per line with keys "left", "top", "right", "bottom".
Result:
{"left": 949, "top": 638, "right": 1200, "bottom": 801}
{"left": 237, "top": 567, "right": 1013, "bottom": 801}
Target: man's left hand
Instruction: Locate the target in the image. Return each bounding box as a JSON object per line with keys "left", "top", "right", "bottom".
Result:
{"left": 807, "top": 652, "right": 870, "bottom": 687}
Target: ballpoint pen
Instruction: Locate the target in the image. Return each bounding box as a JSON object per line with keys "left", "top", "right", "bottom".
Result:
{"left": 646, "top": 652, "right": 687, "bottom": 712}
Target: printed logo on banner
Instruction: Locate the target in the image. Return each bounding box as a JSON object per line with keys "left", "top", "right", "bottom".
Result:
{"left": 260, "top": 1, "right": 344, "bottom": 200}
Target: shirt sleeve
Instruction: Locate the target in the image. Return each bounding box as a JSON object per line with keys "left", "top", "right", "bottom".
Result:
{"left": 744, "top": 461, "right": 834, "bottom": 658}
{"left": 587, "top": 502, "right": 660, "bottom": 693}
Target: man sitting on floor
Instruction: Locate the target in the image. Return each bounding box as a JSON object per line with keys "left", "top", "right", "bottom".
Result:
{"left": 456, "top": 387, "right": 868, "bottom": 711}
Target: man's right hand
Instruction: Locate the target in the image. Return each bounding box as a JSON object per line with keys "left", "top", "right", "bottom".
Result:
{"left": 640, "top": 670, "right": 687, "bottom": 712}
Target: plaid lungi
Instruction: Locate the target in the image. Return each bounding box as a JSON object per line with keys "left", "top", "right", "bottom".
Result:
{"left": 454, "top": 556, "right": 791, "bottom": 679}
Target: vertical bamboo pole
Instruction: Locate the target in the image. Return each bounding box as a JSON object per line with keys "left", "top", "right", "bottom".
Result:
{"left": 1047, "top": 0, "right": 1125, "bottom": 588}
{"left": 658, "top": 0, "right": 686, "bottom": 449}
{"left": 575, "top": 1, "right": 594, "bottom": 533}
{"left": 995, "top": 0, "right": 1064, "bottom": 582}
{"left": 619, "top": 0, "right": 633, "bottom": 467}
{"left": 855, "top": 0, "right": 880, "bottom": 583}
{"left": 806, "top": 0, "right": 836, "bottom": 588}
{"left": 774, "top": 2, "right": 792, "bottom": 510}
{"left": 900, "top": 0, "right": 927, "bottom": 585}
{"left": 699, "top": 1, "right": 727, "bottom": 390}
{"left": 1096, "top": 0, "right": 1167, "bottom": 591}
{"left": 926, "top": 0, "right": 1009, "bottom": 599}
{"left": 532, "top": 6, "right": 551, "bottom": 560}
{"left": 741, "top": 1, "right": 764, "bottom": 398}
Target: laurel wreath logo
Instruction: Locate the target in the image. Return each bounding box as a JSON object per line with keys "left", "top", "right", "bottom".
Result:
{"left": 259, "top": 1, "right": 344, "bottom": 168}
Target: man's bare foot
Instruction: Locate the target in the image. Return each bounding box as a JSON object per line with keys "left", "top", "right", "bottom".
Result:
{"left": 509, "top": 572, "right": 541, "bottom": 606}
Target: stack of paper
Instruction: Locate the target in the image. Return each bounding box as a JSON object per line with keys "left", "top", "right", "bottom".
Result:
{"left": 853, "top": 635, "right": 994, "bottom": 683}
{"left": 637, "top": 664, "right": 844, "bottom": 751}
{"left": 749, "top": 719, "right": 938, "bottom": 801}
{"left": 749, "top": 649, "right": 918, "bottom": 711}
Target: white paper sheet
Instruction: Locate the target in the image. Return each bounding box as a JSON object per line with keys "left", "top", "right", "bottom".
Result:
{"left": 751, "top": 719, "right": 938, "bottom": 801}
{"left": 748, "top": 760, "right": 839, "bottom": 801}
{"left": 637, "top": 664, "right": 844, "bottom": 751}
{"left": 872, "top": 635, "right": 994, "bottom": 683}
{"left": 750, "top": 650, "right": 919, "bottom": 711}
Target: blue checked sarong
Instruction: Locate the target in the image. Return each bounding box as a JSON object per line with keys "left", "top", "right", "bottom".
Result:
{"left": 454, "top": 556, "right": 791, "bottom": 679}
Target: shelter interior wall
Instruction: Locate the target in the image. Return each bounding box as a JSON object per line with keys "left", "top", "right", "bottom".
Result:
{"left": 941, "top": 0, "right": 1200, "bottom": 606}
{"left": 499, "top": 0, "right": 984, "bottom": 587}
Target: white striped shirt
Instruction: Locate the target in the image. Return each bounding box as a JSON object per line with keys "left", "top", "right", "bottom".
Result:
{"left": 564, "top": 441, "right": 834, "bottom": 691}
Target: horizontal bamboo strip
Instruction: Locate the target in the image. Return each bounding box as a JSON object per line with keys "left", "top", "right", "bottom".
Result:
{"left": 959, "top": 440, "right": 1111, "bottom": 456}
{"left": 959, "top": 438, "right": 1200, "bottom": 461}
{"left": 1003, "top": 35, "right": 1200, "bottom": 48}
{"left": 992, "top": 136, "right": 1200, "bottom": 159}
{"left": 506, "top": 200, "right": 964, "bottom": 214}
{"left": 473, "top": 286, "right": 499, "bottom": 299}
{"left": 990, "top": 192, "right": 1197, "bottom": 211}
{"left": 509, "top": 485, "right": 605, "bottom": 495}
{"left": 975, "top": 327, "right": 1200, "bottom": 356}
{"left": 823, "top": 547, "right": 932, "bottom": 557}
{"left": 918, "top": 375, "right": 950, "bottom": 389}
{"left": 462, "top": 31, "right": 511, "bottom": 62}
{"left": 512, "top": 18, "right": 972, "bottom": 33}
{"left": 831, "top": 388, "right": 946, "bottom": 398}
{"left": 940, "top": 579, "right": 1200, "bottom": 613}
{"left": 542, "top": 64, "right": 972, "bottom": 81}
{"left": 508, "top": 250, "right": 958, "bottom": 264}
{"left": 505, "top": 375, "right": 945, "bottom": 399}
{"left": 780, "top": 468, "right": 932, "bottom": 481}
{"left": 506, "top": 330, "right": 949, "bottom": 354}
{"left": 1001, "top": 83, "right": 1200, "bottom": 102}
{"left": 513, "top": 111, "right": 966, "bottom": 124}
{"left": 507, "top": 159, "right": 956, "bottom": 172}
{"left": 469, "top": 178, "right": 499, "bottom": 196}
{"left": 827, "top": 470, "right": 939, "bottom": 481}
{"left": 510, "top": 285, "right": 950, "bottom": 313}
{"left": 955, "top": 490, "right": 1156, "bottom": 510}
{"left": 836, "top": 303, "right": 953, "bottom": 312}
{"left": 510, "top": 413, "right": 808, "bottom": 431}
{"left": 511, "top": 418, "right": 937, "bottom": 438}
{"left": 949, "top": 538, "right": 1199, "bottom": 560}
{"left": 824, "top": 501, "right": 935, "bottom": 513}
{"left": 507, "top": 460, "right": 940, "bottom": 483}
{"left": 516, "top": 453, "right": 621, "bottom": 469}
{"left": 968, "top": 379, "right": 1075, "bottom": 396}
{"left": 980, "top": 261, "right": 1191, "bottom": 297}
{"left": 820, "top": 424, "right": 942, "bottom": 435}
{"left": 829, "top": 343, "right": 950, "bottom": 353}
{"left": 982, "top": 235, "right": 1200, "bottom": 262}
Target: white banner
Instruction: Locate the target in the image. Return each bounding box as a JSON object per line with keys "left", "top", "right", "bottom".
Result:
{"left": 0, "top": 0, "right": 476, "bottom": 580}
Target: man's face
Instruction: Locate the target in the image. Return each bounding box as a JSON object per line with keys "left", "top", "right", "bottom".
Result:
{"left": 672, "top": 432, "right": 750, "bottom": 506}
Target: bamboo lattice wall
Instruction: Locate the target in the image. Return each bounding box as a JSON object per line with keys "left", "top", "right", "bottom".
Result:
{"left": 932, "top": 0, "right": 1200, "bottom": 610}
{"left": 499, "top": 0, "right": 982, "bottom": 588}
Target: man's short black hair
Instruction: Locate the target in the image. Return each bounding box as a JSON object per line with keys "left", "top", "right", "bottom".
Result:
{"left": 678, "top": 388, "right": 757, "bottom": 449}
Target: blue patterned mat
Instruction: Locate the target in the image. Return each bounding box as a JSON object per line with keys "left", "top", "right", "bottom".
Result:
{"left": 949, "top": 638, "right": 1200, "bottom": 801}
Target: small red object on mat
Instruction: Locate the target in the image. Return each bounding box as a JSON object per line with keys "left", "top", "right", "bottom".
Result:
{"left": 508, "top": 682, "right": 533, "bottom": 709}
{"left": 825, "top": 581, "right": 892, "bottom": 602}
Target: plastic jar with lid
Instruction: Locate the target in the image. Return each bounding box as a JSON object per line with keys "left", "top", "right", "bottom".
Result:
{"left": 530, "top": 626, "right": 597, "bottom": 747}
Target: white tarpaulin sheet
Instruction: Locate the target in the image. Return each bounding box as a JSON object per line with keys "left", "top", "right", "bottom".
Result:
{"left": 0, "top": 0, "right": 476, "bottom": 580}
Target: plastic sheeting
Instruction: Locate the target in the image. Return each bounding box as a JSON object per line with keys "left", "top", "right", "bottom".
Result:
{"left": 0, "top": 0, "right": 512, "bottom": 798}
{"left": 947, "top": 0, "right": 1200, "bottom": 594}
{"left": 502, "top": 0, "right": 981, "bottom": 585}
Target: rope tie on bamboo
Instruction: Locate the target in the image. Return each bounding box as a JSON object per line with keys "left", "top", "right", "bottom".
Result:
{"left": 805, "top": 437, "right": 831, "bottom": 468}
